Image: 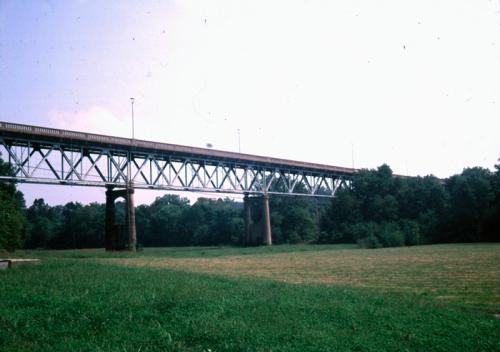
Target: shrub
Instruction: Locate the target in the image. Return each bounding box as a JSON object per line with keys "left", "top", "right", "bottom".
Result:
{"left": 357, "top": 235, "right": 382, "bottom": 249}
{"left": 344, "top": 222, "right": 379, "bottom": 242}
{"left": 287, "top": 231, "right": 302, "bottom": 244}
{"left": 399, "top": 219, "right": 421, "bottom": 246}
{"left": 377, "top": 222, "right": 405, "bottom": 247}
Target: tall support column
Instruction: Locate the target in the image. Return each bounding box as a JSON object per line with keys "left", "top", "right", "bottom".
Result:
{"left": 105, "top": 186, "right": 115, "bottom": 251}
{"left": 105, "top": 185, "right": 136, "bottom": 252}
{"left": 243, "top": 193, "right": 252, "bottom": 245}
{"left": 126, "top": 186, "right": 137, "bottom": 252}
{"left": 262, "top": 193, "right": 272, "bottom": 246}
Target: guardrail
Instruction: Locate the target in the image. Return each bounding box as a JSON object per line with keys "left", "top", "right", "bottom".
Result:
{"left": 0, "top": 121, "right": 357, "bottom": 175}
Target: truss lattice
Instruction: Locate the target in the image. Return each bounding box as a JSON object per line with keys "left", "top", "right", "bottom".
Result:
{"left": 0, "top": 125, "right": 353, "bottom": 197}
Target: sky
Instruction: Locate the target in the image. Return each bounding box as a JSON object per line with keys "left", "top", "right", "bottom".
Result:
{"left": 1, "top": 0, "right": 499, "bottom": 206}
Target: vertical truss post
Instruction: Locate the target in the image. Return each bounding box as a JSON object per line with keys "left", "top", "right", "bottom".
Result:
{"left": 60, "top": 147, "right": 64, "bottom": 180}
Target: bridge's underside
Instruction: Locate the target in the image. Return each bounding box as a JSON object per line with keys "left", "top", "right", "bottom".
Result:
{"left": 0, "top": 121, "right": 355, "bottom": 197}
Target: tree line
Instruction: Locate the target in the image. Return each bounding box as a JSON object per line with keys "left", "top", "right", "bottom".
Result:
{"left": 320, "top": 164, "right": 499, "bottom": 247}
{"left": 1, "top": 157, "right": 499, "bottom": 251}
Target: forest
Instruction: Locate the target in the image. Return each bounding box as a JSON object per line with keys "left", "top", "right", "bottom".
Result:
{"left": 1, "top": 157, "right": 499, "bottom": 251}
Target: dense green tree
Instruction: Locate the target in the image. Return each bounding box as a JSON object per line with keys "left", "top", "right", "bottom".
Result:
{"left": 148, "top": 198, "right": 188, "bottom": 245}
{"left": 445, "top": 167, "right": 495, "bottom": 242}
{"left": 322, "top": 163, "right": 500, "bottom": 248}
{"left": 321, "top": 165, "right": 408, "bottom": 245}
{"left": 49, "top": 202, "right": 104, "bottom": 248}
{"left": 135, "top": 204, "right": 152, "bottom": 246}
{"left": 486, "top": 162, "right": 500, "bottom": 241}
{"left": 0, "top": 158, "right": 27, "bottom": 251}
{"left": 268, "top": 195, "right": 318, "bottom": 244}
{"left": 257, "top": 176, "right": 324, "bottom": 244}
{"left": 14, "top": 160, "right": 500, "bottom": 250}
{"left": 319, "top": 189, "right": 362, "bottom": 243}
{"left": 26, "top": 198, "right": 57, "bottom": 248}
{"left": 396, "top": 175, "right": 448, "bottom": 243}
{"left": 185, "top": 198, "right": 243, "bottom": 245}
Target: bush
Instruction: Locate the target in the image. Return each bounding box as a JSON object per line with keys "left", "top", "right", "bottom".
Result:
{"left": 399, "top": 219, "right": 421, "bottom": 246}
{"left": 286, "top": 231, "right": 301, "bottom": 244}
{"left": 357, "top": 235, "right": 382, "bottom": 249}
{"left": 377, "top": 222, "right": 405, "bottom": 247}
{"left": 344, "top": 222, "right": 379, "bottom": 242}
{"left": 341, "top": 221, "right": 409, "bottom": 248}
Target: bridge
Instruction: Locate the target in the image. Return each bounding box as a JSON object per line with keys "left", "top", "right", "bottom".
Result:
{"left": 0, "top": 121, "right": 356, "bottom": 250}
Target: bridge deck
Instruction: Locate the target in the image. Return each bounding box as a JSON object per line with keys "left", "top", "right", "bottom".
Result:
{"left": 0, "top": 121, "right": 355, "bottom": 176}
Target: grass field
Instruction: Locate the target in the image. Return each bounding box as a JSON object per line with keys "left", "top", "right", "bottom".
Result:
{"left": 1, "top": 244, "right": 499, "bottom": 351}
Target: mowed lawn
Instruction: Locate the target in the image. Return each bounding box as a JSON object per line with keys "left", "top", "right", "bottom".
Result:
{"left": 1, "top": 244, "right": 499, "bottom": 351}
{"left": 106, "top": 243, "right": 500, "bottom": 312}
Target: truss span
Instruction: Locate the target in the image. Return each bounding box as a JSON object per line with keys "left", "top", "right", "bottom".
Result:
{"left": 0, "top": 121, "right": 356, "bottom": 197}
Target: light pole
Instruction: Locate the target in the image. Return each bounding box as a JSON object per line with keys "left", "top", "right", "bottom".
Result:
{"left": 127, "top": 98, "right": 136, "bottom": 252}
{"left": 237, "top": 128, "right": 241, "bottom": 153}
{"left": 351, "top": 141, "right": 355, "bottom": 169}
{"left": 128, "top": 97, "right": 135, "bottom": 184}
{"left": 130, "top": 97, "right": 135, "bottom": 139}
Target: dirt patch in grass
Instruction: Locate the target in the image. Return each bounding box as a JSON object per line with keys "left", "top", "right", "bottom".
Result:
{"left": 104, "top": 243, "right": 500, "bottom": 311}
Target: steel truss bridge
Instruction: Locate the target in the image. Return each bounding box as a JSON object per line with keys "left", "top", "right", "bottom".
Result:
{"left": 0, "top": 121, "right": 355, "bottom": 197}
{"left": 0, "top": 121, "right": 357, "bottom": 249}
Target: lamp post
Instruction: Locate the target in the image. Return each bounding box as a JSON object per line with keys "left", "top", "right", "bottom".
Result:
{"left": 128, "top": 97, "right": 135, "bottom": 185}
{"left": 130, "top": 97, "right": 135, "bottom": 139}
{"left": 237, "top": 128, "right": 241, "bottom": 153}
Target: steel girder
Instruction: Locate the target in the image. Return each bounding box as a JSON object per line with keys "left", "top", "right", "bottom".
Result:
{"left": 0, "top": 136, "right": 350, "bottom": 197}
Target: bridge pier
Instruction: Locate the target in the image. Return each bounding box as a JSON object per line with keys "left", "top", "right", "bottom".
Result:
{"left": 262, "top": 193, "right": 272, "bottom": 246}
{"left": 243, "top": 193, "right": 272, "bottom": 246}
{"left": 244, "top": 193, "right": 252, "bottom": 245}
{"left": 105, "top": 187, "right": 116, "bottom": 250}
{"left": 105, "top": 185, "right": 136, "bottom": 251}
{"left": 127, "top": 186, "right": 137, "bottom": 251}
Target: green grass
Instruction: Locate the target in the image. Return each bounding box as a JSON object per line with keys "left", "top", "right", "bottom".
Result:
{"left": 2, "top": 243, "right": 357, "bottom": 259}
{"left": 100, "top": 243, "right": 500, "bottom": 312}
{"left": 1, "top": 244, "right": 499, "bottom": 351}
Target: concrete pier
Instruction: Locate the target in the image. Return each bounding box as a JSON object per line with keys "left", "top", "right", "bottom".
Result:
{"left": 126, "top": 186, "right": 137, "bottom": 251}
{"left": 262, "top": 193, "right": 272, "bottom": 246}
{"left": 242, "top": 193, "right": 272, "bottom": 246}
{"left": 105, "top": 185, "right": 136, "bottom": 251}
{"left": 244, "top": 193, "right": 252, "bottom": 245}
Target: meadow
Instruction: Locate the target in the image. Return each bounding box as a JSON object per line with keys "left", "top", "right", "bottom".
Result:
{"left": 1, "top": 243, "right": 499, "bottom": 351}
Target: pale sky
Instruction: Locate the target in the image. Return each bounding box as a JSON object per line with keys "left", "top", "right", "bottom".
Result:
{"left": 1, "top": 0, "right": 499, "bottom": 206}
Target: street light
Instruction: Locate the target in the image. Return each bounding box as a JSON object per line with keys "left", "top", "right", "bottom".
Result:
{"left": 237, "top": 128, "right": 241, "bottom": 153}
{"left": 130, "top": 97, "right": 135, "bottom": 139}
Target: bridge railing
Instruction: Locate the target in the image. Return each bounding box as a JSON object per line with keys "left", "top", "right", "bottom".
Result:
{"left": 0, "top": 121, "right": 357, "bottom": 176}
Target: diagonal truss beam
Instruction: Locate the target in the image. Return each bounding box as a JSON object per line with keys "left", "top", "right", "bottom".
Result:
{"left": 0, "top": 136, "right": 352, "bottom": 197}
